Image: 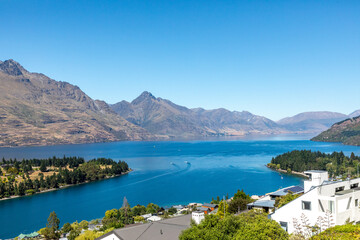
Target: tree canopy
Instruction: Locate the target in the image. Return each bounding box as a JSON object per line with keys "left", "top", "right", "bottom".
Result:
{"left": 179, "top": 210, "right": 288, "bottom": 240}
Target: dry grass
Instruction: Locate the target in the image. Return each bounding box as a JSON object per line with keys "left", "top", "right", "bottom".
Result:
{"left": 0, "top": 164, "right": 114, "bottom": 183}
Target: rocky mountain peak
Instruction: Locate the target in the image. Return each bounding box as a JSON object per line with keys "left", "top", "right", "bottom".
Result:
{"left": 131, "top": 91, "right": 157, "bottom": 105}
{"left": 0, "top": 59, "right": 26, "bottom": 76}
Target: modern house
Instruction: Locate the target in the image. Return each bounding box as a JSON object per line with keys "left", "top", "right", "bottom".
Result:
{"left": 247, "top": 185, "right": 304, "bottom": 213}
{"left": 270, "top": 170, "right": 360, "bottom": 234}
{"left": 95, "top": 214, "right": 191, "bottom": 240}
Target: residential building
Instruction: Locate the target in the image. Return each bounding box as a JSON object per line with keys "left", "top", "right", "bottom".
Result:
{"left": 270, "top": 170, "right": 360, "bottom": 234}
{"left": 95, "top": 214, "right": 191, "bottom": 240}
{"left": 192, "top": 211, "right": 205, "bottom": 224}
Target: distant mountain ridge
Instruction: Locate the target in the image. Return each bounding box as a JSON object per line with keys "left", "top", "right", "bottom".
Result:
{"left": 111, "top": 91, "right": 287, "bottom": 138}
{"left": 277, "top": 111, "right": 348, "bottom": 133}
{"left": 0, "top": 59, "right": 151, "bottom": 147}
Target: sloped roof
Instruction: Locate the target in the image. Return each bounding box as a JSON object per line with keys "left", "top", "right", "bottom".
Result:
{"left": 247, "top": 200, "right": 275, "bottom": 208}
{"left": 18, "top": 232, "right": 39, "bottom": 239}
{"left": 96, "top": 214, "right": 191, "bottom": 240}
{"left": 202, "top": 203, "right": 218, "bottom": 208}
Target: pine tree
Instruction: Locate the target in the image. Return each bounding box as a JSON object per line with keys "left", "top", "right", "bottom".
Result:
{"left": 40, "top": 162, "right": 47, "bottom": 172}
{"left": 44, "top": 211, "right": 61, "bottom": 240}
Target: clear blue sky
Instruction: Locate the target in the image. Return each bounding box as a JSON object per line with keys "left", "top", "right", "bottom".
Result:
{"left": 1, "top": 0, "right": 359, "bottom": 120}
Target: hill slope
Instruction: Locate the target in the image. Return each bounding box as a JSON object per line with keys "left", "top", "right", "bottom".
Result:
{"left": 0, "top": 59, "right": 151, "bottom": 147}
{"left": 111, "top": 91, "right": 286, "bottom": 138}
{"left": 277, "top": 111, "right": 348, "bottom": 133}
{"left": 311, "top": 116, "right": 360, "bottom": 146}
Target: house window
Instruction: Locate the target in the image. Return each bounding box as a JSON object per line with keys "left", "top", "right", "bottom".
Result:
{"left": 329, "top": 200, "right": 335, "bottom": 213}
{"left": 351, "top": 183, "right": 359, "bottom": 189}
{"left": 335, "top": 186, "right": 345, "bottom": 192}
{"left": 302, "top": 201, "right": 311, "bottom": 210}
{"left": 280, "top": 221, "right": 288, "bottom": 232}
{"left": 356, "top": 199, "right": 359, "bottom": 207}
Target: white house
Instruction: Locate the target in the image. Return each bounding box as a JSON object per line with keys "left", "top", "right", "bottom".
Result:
{"left": 192, "top": 211, "right": 205, "bottom": 224}
{"left": 270, "top": 170, "right": 360, "bottom": 234}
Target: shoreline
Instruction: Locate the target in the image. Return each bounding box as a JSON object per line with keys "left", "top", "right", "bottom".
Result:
{"left": 0, "top": 169, "right": 133, "bottom": 202}
{"left": 266, "top": 165, "right": 309, "bottom": 179}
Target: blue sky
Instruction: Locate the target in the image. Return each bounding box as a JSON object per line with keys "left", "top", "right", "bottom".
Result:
{"left": 1, "top": 0, "right": 359, "bottom": 120}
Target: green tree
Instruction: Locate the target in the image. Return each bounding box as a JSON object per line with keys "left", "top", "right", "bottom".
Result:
{"left": 146, "top": 203, "right": 160, "bottom": 214}
{"left": 234, "top": 210, "right": 288, "bottom": 240}
{"left": 167, "top": 207, "right": 177, "bottom": 215}
{"left": 40, "top": 162, "right": 47, "bottom": 172}
{"left": 61, "top": 222, "right": 72, "bottom": 234}
{"left": 179, "top": 210, "right": 288, "bottom": 240}
{"left": 43, "top": 211, "right": 61, "bottom": 240}
{"left": 228, "top": 198, "right": 249, "bottom": 214}
{"left": 79, "top": 220, "right": 89, "bottom": 230}
{"left": 68, "top": 229, "right": 80, "bottom": 240}
{"left": 131, "top": 205, "right": 146, "bottom": 216}
{"left": 233, "top": 189, "right": 251, "bottom": 201}
{"left": 216, "top": 200, "right": 229, "bottom": 218}
{"left": 275, "top": 192, "right": 302, "bottom": 208}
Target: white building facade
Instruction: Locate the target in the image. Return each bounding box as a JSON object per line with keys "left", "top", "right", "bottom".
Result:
{"left": 271, "top": 170, "right": 360, "bottom": 234}
{"left": 192, "top": 211, "right": 205, "bottom": 224}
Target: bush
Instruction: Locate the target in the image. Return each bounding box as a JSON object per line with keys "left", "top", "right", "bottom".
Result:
{"left": 311, "top": 224, "right": 360, "bottom": 239}
{"left": 179, "top": 210, "right": 288, "bottom": 240}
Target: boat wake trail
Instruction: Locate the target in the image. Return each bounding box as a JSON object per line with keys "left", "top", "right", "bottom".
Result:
{"left": 116, "top": 164, "right": 192, "bottom": 188}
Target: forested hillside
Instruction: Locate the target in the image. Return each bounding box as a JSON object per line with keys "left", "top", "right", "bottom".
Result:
{"left": 268, "top": 150, "right": 360, "bottom": 178}
{"left": 312, "top": 116, "right": 360, "bottom": 146}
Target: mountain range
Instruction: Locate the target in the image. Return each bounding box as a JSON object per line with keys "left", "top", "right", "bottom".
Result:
{"left": 111, "top": 91, "right": 285, "bottom": 138}
{"left": 0, "top": 59, "right": 150, "bottom": 147}
{"left": 0, "top": 59, "right": 358, "bottom": 147}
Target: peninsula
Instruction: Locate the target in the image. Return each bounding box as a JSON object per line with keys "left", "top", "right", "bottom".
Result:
{"left": 0, "top": 156, "right": 130, "bottom": 199}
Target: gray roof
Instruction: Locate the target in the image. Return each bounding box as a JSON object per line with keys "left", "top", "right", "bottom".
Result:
{"left": 304, "top": 170, "right": 328, "bottom": 173}
{"left": 270, "top": 186, "right": 304, "bottom": 197}
{"left": 196, "top": 206, "right": 210, "bottom": 211}
{"left": 202, "top": 203, "right": 218, "bottom": 208}
{"left": 247, "top": 200, "right": 275, "bottom": 208}
{"left": 96, "top": 214, "right": 191, "bottom": 240}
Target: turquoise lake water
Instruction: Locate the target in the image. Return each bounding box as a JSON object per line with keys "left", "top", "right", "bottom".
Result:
{"left": 0, "top": 137, "right": 360, "bottom": 238}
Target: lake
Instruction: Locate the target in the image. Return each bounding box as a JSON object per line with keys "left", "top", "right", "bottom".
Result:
{"left": 0, "top": 137, "right": 360, "bottom": 238}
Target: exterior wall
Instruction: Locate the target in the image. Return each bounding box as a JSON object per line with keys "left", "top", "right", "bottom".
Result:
{"left": 335, "top": 191, "right": 360, "bottom": 225}
{"left": 304, "top": 171, "right": 329, "bottom": 193}
{"left": 271, "top": 188, "right": 328, "bottom": 234}
{"left": 99, "top": 233, "right": 120, "bottom": 240}
{"left": 192, "top": 212, "right": 205, "bottom": 224}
